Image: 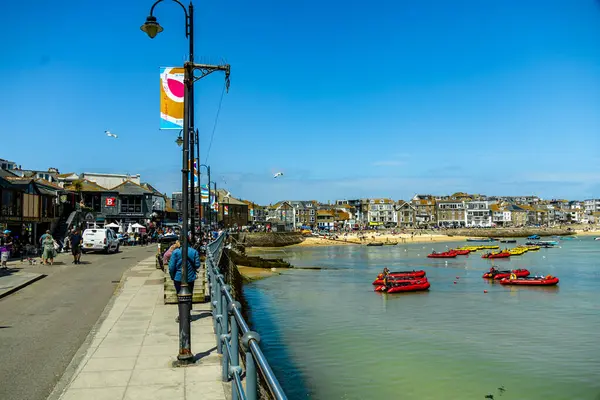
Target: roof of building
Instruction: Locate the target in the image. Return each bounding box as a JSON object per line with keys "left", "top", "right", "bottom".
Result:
{"left": 64, "top": 179, "right": 111, "bottom": 193}
{"left": 317, "top": 209, "right": 335, "bottom": 216}
{"left": 0, "top": 169, "right": 17, "bottom": 178}
{"left": 110, "top": 180, "right": 151, "bottom": 195}
{"left": 215, "top": 189, "right": 248, "bottom": 206}
{"left": 141, "top": 182, "right": 163, "bottom": 196}
{"left": 57, "top": 172, "right": 78, "bottom": 178}
{"left": 34, "top": 178, "right": 64, "bottom": 190}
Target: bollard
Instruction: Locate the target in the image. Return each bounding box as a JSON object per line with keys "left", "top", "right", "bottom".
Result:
{"left": 242, "top": 331, "right": 261, "bottom": 400}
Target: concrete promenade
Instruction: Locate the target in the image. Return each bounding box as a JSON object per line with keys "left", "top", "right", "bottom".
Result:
{"left": 52, "top": 256, "right": 228, "bottom": 400}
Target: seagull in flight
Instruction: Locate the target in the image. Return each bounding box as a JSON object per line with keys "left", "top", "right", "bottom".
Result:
{"left": 105, "top": 130, "right": 118, "bottom": 138}
{"left": 273, "top": 172, "right": 284, "bottom": 178}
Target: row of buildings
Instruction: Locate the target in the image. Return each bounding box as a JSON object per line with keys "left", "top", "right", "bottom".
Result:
{"left": 169, "top": 191, "right": 600, "bottom": 231}
{"left": 0, "top": 158, "right": 178, "bottom": 245}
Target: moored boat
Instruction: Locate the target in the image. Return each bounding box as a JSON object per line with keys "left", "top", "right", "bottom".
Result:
{"left": 449, "top": 249, "right": 470, "bottom": 255}
{"left": 500, "top": 239, "right": 517, "bottom": 243}
{"left": 366, "top": 242, "right": 384, "bottom": 246}
{"left": 427, "top": 251, "right": 457, "bottom": 258}
{"left": 527, "top": 235, "right": 541, "bottom": 240}
{"left": 525, "top": 245, "right": 541, "bottom": 251}
{"left": 374, "top": 280, "right": 431, "bottom": 293}
{"left": 482, "top": 268, "right": 530, "bottom": 280}
{"left": 479, "top": 245, "right": 500, "bottom": 250}
{"left": 481, "top": 251, "right": 511, "bottom": 259}
{"left": 373, "top": 270, "right": 427, "bottom": 285}
{"left": 499, "top": 275, "right": 559, "bottom": 286}
{"left": 466, "top": 238, "right": 492, "bottom": 242}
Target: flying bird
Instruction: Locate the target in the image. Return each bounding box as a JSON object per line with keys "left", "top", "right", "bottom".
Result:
{"left": 273, "top": 172, "right": 284, "bottom": 178}
{"left": 105, "top": 130, "right": 118, "bottom": 138}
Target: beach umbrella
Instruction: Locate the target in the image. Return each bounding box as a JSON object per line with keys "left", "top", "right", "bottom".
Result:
{"left": 127, "top": 223, "right": 133, "bottom": 234}
{"left": 106, "top": 222, "right": 119, "bottom": 228}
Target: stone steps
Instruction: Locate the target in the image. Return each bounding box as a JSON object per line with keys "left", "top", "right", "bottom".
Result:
{"left": 163, "top": 268, "right": 206, "bottom": 304}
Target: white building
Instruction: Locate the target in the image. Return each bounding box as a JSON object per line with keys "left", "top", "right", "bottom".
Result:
{"left": 367, "top": 198, "right": 397, "bottom": 227}
{"left": 82, "top": 172, "right": 141, "bottom": 189}
{"left": 465, "top": 200, "right": 493, "bottom": 227}
{"left": 584, "top": 199, "right": 600, "bottom": 214}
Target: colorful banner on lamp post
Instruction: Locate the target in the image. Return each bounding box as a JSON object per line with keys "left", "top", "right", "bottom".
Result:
{"left": 200, "top": 185, "right": 209, "bottom": 203}
{"left": 188, "top": 159, "right": 199, "bottom": 187}
{"left": 160, "top": 67, "right": 184, "bottom": 129}
{"left": 224, "top": 205, "right": 229, "bottom": 216}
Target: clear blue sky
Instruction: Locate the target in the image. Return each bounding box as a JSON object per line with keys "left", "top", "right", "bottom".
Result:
{"left": 2, "top": 0, "right": 600, "bottom": 204}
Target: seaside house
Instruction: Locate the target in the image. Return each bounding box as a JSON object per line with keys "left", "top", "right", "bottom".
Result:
{"left": 465, "top": 200, "right": 493, "bottom": 227}
{"left": 395, "top": 201, "right": 416, "bottom": 228}
{"left": 316, "top": 209, "right": 335, "bottom": 230}
{"left": 266, "top": 201, "right": 296, "bottom": 231}
{"left": 411, "top": 196, "right": 436, "bottom": 227}
{"left": 584, "top": 199, "right": 600, "bottom": 215}
{"left": 366, "top": 198, "right": 397, "bottom": 228}
{"left": 287, "top": 200, "right": 318, "bottom": 229}
{"left": 436, "top": 200, "right": 466, "bottom": 228}
{"left": 216, "top": 189, "right": 249, "bottom": 229}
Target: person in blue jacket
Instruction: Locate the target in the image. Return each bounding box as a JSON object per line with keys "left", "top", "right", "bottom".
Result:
{"left": 168, "top": 244, "right": 201, "bottom": 322}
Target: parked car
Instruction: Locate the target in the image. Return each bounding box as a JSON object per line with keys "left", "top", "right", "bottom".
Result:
{"left": 82, "top": 228, "right": 120, "bottom": 254}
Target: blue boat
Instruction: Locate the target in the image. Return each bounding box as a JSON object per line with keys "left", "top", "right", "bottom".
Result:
{"left": 527, "top": 235, "right": 541, "bottom": 240}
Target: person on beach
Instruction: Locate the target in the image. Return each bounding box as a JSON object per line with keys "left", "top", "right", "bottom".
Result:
{"left": 69, "top": 228, "right": 83, "bottom": 264}
{"left": 42, "top": 233, "right": 55, "bottom": 265}
{"left": 168, "top": 243, "right": 201, "bottom": 322}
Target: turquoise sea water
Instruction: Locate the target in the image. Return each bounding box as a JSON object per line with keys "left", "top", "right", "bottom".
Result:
{"left": 244, "top": 237, "right": 600, "bottom": 400}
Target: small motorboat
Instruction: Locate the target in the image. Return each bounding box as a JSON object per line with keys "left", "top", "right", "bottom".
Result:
{"left": 450, "top": 249, "right": 470, "bottom": 255}
{"left": 481, "top": 251, "right": 511, "bottom": 259}
{"left": 499, "top": 275, "right": 559, "bottom": 286}
{"left": 595, "top": 237, "right": 600, "bottom": 241}
{"left": 482, "top": 268, "right": 530, "bottom": 280}
{"left": 427, "top": 251, "right": 457, "bottom": 258}
{"left": 374, "top": 279, "right": 431, "bottom": 293}
{"left": 373, "top": 270, "right": 427, "bottom": 285}
{"left": 500, "top": 239, "right": 517, "bottom": 243}
{"left": 538, "top": 240, "right": 558, "bottom": 246}
{"left": 466, "top": 238, "right": 492, "bottom": 242}
{"left": 525, "top": 245, "right": 540, "bottom": 251}
{"left": 366, "top": 242, "right": 384, "bottom": 247}
{"left": 383, "top": 242, "right": 398, "bottom": 246}
{"left": 527, "top": 235, "right": 541, "bottom": 240}
{"left": 508, "top": 247, "right": 528, "bottom": 256}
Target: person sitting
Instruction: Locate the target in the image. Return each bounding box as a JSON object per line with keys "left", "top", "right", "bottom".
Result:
{"left": 509, "top": 273, "right": 517, "bottom": 280}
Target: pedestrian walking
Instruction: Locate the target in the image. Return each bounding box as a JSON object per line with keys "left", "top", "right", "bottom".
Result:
{"left": 0, "top": 230, "right": 12, "bottom": 269}
{"left": 168, "top": 243, "right": 200, "bottom": 322}
{"left": 42, "top": 233, "right": 55, "bottom": 265}
{"left": 69, "top": 228, "right": 83, "bottom": 264}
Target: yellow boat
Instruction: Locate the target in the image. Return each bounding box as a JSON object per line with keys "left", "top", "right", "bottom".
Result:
{"left": 479, "top": 245, "right": 500, "bottom": 250}
{"left": 456, "top": 246, "right": 480, "bottom": 251}
{"left": 525, "top": 245, "right": 540, "bottom": 251}
{"left": 508, "top": 247, "right": 528, "bottom": 256}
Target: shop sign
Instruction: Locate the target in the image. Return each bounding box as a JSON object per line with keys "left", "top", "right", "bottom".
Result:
{"left": 105, "top": 197, "right": 116, "bottom": 207}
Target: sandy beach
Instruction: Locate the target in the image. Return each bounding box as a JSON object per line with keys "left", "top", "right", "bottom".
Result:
{"left": 237, "top": 265, "right": 282, "bottom": 281}
{"left": 290, "top": 233, "right": 470, "bottom": 247}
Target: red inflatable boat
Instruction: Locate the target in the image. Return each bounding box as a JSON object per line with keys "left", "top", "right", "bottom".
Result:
{"left": 482, "top": 268, "right": 530, "bottom": 280}
{"left": 373, "top": 271, "right": 427, "bottom": 285}
{"left": 374, "top": 280, "right": 431, "bottom": 293}
{"left": 481, "top": 252, "right": 511, "bottom": 259}
{"left": 448, "top": 249, "right": 470, "bottom": 255}
{"left": 427, "top": 251, "right": 457, "bottom": 258}
{"left": 499, "top": 276, "right": 559, "bottom": 286}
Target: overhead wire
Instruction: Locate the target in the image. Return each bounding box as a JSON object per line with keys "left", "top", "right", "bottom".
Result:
{"left": 204, "top": 82, "right": 227, "bottom": 164}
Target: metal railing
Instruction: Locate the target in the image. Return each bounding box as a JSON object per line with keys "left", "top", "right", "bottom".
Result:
{"left": 206, "top": 234, "right": 287, "bottom": 400}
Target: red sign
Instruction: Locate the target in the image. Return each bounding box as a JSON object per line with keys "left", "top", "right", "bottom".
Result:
{"left": 105, "top": 197, "right": 116, "bottom": 207}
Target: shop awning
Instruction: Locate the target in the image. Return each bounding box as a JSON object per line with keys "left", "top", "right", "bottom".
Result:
{"left": 369, "top": 222, "right": 383, "bottom": 226}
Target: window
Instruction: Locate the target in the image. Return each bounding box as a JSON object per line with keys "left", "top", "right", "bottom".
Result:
{"left": 310, "top": 209, "right": 315, "bottom": 215}
{"left": 121, "top": 196, "right": 142, "bottom": 213}
{"left": 310, "top": 216, "right": 315, "bottom": 222}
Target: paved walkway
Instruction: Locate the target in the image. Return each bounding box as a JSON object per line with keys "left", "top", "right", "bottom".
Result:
{"left": 0, "top": 269, "right": 45, "bottom": 299}
{"left": 54, "top": 256, "right": 228, "bottom": 400}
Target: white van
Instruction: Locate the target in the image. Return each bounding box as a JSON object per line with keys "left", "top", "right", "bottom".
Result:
{"left": 82, "top": 228, "right": 120, "bottom": 254}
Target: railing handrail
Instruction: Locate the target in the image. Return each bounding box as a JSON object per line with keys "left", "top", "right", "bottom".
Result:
{"left": 206, "top": 233, "right": 288, "bottom": 400}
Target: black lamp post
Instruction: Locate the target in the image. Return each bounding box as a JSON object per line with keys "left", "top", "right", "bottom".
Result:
{"left": 141, "top": 0, "right": 195, "bottom": 364}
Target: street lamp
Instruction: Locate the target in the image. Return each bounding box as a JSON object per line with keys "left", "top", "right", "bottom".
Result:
{"left": 175, "top": 135, "right": 184, "bottom": 147}
{"left": 141, "top": 0, "right": 196, "bottom": 365}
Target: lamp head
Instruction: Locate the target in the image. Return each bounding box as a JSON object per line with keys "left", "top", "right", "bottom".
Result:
{"left": 175, "top": 136, "right": 184, "bottom": 147}
{"left": 141, "top": 16, "right": 163, "bottom": 38}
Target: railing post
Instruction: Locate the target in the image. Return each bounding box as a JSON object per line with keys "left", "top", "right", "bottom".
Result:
{"left": 221, "top": 284, "right": 230, "bottom": 382}
{"left": 215, "top": 274, "right": 225, "bottom": 354}
{"left": 228, "top": 301, "right": 241, "bottom": 400}
{"left": 242, "top": 331, "right": 261, "bottom": 400}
